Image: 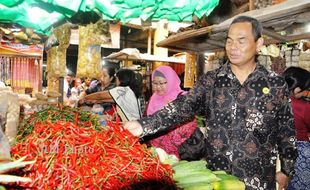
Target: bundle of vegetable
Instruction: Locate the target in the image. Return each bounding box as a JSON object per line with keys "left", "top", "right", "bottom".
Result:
{"left": 173, "top": 160, "right": 245, "bottom": 190}
{"left": 10, "top": 121, "right": 174, "bottom": 189}
{"left": 17, "top": 106, "right": 101, "bottom": 141}
{"left": 212, "top": 171, "right": 246, "bottom": 190}
{"left": 0, "top": 156, "right": 34, "bottom": 184}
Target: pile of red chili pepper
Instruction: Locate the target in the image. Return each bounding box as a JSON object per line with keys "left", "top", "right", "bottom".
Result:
{"left": 10, "top": 120, "right": 174, "bottom": 189}
{"left": 17, "top": 106, "right": 101, "bottom": 141}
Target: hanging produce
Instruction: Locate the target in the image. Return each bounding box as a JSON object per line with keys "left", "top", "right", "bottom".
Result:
{"left": 76, "top": 20, "right": 110, "bottom": 78}
{"left": 184, "top": 53, "right": 197, "bottom": 88}
{"left": 46, "top": 24, "right": 71, "bottom": 78}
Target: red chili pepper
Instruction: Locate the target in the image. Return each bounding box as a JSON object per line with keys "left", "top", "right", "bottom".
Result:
{"left": 11, "top": 120, "right": 174, "bottom": 189}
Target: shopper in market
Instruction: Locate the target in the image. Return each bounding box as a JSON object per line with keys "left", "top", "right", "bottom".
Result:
{"left": 124, "top": 15, "right": 297, "bottom": 189}
{"left": 78, "top": 65, "right": 116, "bottom": 111}
{"left": 282, "top": 66, "right": 310, "bottom": 190}
{"left": 82, "top": 69, "right": 142, "bottom": 121}
{"left": 63, "top": 74, "right": 74, "bottom": 99}
{"left": 143, "top": 65, "right": 204, "bottom": 160}
{"left": 67, "top": 78, "right": 82, "bottom": 107}
{"left": 79, "top": 77, "right": 92, "bottom": 94}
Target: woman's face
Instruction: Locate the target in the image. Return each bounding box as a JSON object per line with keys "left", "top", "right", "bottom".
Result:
{"left": 100, "top": 68, "right": 113, "bottom": 86}
{"left": 152, "top": 76, "right": 168, "bottom": 96}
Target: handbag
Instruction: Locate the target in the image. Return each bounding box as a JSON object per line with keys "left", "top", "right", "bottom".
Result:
{"left": 178, "top": 127, "right": 206, "bottom": 161}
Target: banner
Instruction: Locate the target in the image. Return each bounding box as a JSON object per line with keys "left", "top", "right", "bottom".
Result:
{"left": 0, "top": 41, "right": 44, "bottom": 57}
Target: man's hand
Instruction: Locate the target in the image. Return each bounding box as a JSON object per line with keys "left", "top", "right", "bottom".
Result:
{"left": 276, "top": 171, "right": 289, "bottom": 190}
{"left": 123, "top": 121, "right": 143, "bottom": 137}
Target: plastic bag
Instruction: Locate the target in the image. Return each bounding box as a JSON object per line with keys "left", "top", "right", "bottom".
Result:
{"left": 44, "top": 33, "right": 59, "bottom": 52}
{"left": 46, "top": 24, "right": 71, "bottom": 78}
{"left": 77, "top": 20, "right": 111, "bottom": 78}
{"left": 5, "top": 93, "right": 20, "bottom": 145}
{"left": 47, "top": 76, "right": 59, "bottom": 94}
{"left": 0, "top": 126, "right": 10, "bottom": 161}
{"left": 0, "top": 92, "right": 8, "bottom": 131}
{"left": 0, "top": 92, "right": 11, "bottom": 160}
{"left": 46, "top": 46, "right": 67, "bottom": 78}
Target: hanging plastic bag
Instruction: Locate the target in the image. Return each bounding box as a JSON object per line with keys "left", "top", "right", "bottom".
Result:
{"left": 76, "top": 20, "right": 111, "bottom": 78}
{"left": 46, "top": 24, "right": 71, "bottom": 78}
{"left": 44, "top": 33, "right": 59, "bottom": 52}
{"left": 0, "top": 126, "right": 10, "bottom": 161}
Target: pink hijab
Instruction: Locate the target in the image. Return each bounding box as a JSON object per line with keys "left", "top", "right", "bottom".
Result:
{"left": 147, "top": 66, "right": 184, "bottom": 115}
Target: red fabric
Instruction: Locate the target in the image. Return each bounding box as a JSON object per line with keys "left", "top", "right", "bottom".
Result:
{"left": 291, "top": 97, "right": 310, "bottom": 141}
{"left": 10, "top": 57, "right": 40, "bottom": 91}
{"left": 149, "top": 120, "right": 197, "bottom": 159}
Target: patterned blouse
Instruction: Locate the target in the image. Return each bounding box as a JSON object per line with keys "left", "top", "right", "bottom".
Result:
{"left": 139, "top": 62, "right": 297, "bottom": 190}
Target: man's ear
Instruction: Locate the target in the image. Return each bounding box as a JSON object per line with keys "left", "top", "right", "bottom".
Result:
{"left": 256, "top": 37, "right": 264, "bottom": 52}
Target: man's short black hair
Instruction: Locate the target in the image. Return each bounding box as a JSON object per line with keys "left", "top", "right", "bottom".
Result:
{"left": 230, "top": 16, "right": 263, "bottom": 41}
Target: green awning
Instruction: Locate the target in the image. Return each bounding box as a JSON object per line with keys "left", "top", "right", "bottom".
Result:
{"left": 0, "top": 0, "right": 219, "bottom": 35}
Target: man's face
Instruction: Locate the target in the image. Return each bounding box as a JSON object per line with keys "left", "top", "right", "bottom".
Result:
{"left": 85, "top": 78, "right": 92, "bottom": 86}
{"left": 225, "top": 22, "right": 260, "bottom": 66}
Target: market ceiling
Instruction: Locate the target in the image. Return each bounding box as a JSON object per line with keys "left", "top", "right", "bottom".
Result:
{"left": 0, "top": 0, "right": 219, "bottom": 36}
{"left": 157, "top": 0, "right": 310, "bottom": 53}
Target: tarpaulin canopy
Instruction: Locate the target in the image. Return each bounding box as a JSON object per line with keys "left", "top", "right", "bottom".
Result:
{"left": 0, "top": 0, "right": 219, "bottom": 35}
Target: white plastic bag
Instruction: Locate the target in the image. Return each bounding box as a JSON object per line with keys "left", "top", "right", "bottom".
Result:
{"left": 0, "top": 127, "right": 11, "bottom": 161}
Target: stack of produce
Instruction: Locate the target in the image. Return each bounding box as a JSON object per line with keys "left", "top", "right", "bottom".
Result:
{"left": 173, "top": 160, "right": 245, "bottom": 190}
{"left": 9, "top": 106, "right": 174, "bottom": 189}
{"left": 299, "top": 52, "right": 310, "bottom": 71}
{"left": 285, "top": 48, "right": 300, "bottom": 68}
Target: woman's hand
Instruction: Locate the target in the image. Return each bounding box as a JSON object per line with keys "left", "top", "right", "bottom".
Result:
{"left": 276, "top": 171, "right": 289, "bottom": 190}
{"left": 123, "top": 121, "right": 143, "bottom": 137}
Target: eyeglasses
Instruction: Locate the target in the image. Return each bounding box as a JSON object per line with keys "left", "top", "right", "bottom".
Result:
{"left": 152, "top": 81, "right": 167, "bottom": 86}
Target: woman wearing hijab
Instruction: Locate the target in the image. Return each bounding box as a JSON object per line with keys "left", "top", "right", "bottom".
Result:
{"left": 145, "top": 65, "right": 204, "bottom": 160}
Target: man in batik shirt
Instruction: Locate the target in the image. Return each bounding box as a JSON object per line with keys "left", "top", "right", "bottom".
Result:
{"left": 124, "top": 16, "right": 297, "bottom": 190}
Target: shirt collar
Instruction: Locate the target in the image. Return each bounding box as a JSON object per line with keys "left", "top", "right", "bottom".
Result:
{"left": 217, "top": 61, "right": 268, "bottom": 80}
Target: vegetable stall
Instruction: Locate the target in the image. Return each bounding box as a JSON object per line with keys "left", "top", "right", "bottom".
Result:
{"left": 1, "top": 106, "right": 245, "bottom": 189}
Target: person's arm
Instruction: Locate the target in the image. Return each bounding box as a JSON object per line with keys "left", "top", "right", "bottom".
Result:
{"left": 125, "top": 74, "right": 210, "bottom": 137}
{"left": 275, "top": 84, "right": 297, "bottom": 189}
{"left": 84, "top": 90, "right": 113, "bottom": 102}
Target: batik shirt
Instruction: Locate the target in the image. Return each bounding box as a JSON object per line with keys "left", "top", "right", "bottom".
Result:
{"left": 139, "top": 62, "right": 297, "bottom": 190}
